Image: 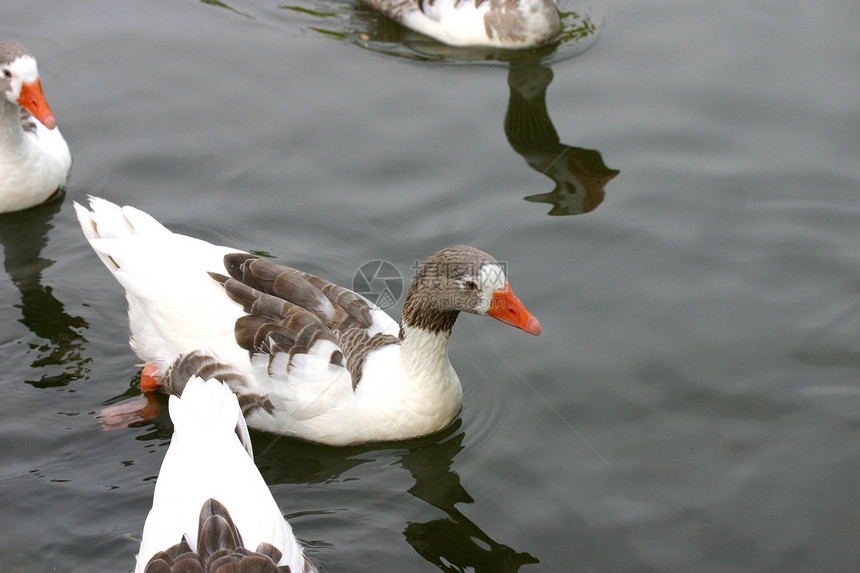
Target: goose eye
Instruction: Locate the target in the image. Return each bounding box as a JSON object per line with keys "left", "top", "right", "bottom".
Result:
{"left": 464, "top": 280, "right": 478, "bottom": 290}
{"left": 2, "top": 70, "right": 11, "bottom": 78}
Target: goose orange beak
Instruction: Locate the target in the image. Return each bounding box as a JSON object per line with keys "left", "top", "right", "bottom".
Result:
{"left": 488, "top": 281, "right": 541, "bottom": 335}
{"left": 18, "top": 78, "right": 57, "bottom": 129}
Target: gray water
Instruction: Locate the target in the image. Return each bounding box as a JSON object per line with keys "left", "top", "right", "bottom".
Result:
{"left": 2, "top": 1, "right": 860, "bottom": 571}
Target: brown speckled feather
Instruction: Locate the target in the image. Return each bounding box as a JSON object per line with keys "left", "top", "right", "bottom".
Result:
{"left": 162, "top": 351, "right": 275, "bottom": 422}
{"left": 143, "top": 499, "right": 294, "bottom": 573}
{"left": 19, "top": 107, "right": 37, "bottom": 134}
{"left": 338, "top": 328, "right": 398, "bottom": 389}
{"left": 211, "top": 253, "right": 398, "bottom": 390}
{"left": 400, "top": 245, "right": 496, "bottom": 335}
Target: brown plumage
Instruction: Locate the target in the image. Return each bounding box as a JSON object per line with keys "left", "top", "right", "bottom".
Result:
{"left": 211, "top": 253, "right": 399, "bottom": 389}
{"left": 19, "top": 107, "right": 37, "bottom": 134}
{"left": 400, "top": 245, "right": 496, "bottom": 335}
{"left": 143, "top": 499, "right": 293, "bottom": 573}
{"left": 162, "top": 351, "right": 275, "bottom": 418}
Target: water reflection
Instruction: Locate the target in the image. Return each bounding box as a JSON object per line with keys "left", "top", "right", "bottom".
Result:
{"left": 398, "top": 429, "right": 539, "bottom": 571}
{"left": 0, "top": 194, "right": 91, "bottom": 388}
{"left": 254, "top": 422, "right": 538, "bottom": 571}
{"left": 279, "top": 0, "right": 617, "bottom": 215}
{"left": 505, "top": 63, "right": 619, "bottom": 215}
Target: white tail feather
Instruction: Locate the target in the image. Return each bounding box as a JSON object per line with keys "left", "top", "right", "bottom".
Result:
{"left": 169, "top": 376, "right": 253, "bottom": 457}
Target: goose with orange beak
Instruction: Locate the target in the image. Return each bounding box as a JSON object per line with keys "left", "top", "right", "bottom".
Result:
{"left": 1, "top": 40, "right": 71, "bottom": 213}
{"left": 76, "top": 197, "right": 541, "bottom": 445}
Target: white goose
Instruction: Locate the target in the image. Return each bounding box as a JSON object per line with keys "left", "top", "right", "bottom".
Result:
{"left": 361, "top": 0, "right": 561, "bottom": 48}
{"left": 0, "top": 40, "right": 71, "bottom": 214}
{"left": 136, "top": 375, "right": 317, "bottom": 573}
{"left": 76, "top": 197, "right": 540, "bottom": 446}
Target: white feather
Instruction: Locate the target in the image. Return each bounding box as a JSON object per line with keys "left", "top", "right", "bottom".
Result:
{"left": 134, "top": 376, "right": 310, "bottom": 573}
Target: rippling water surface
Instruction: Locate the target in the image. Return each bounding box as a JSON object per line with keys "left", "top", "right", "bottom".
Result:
{"left": 2, "top": 1, "right": 859, "bottom": 571}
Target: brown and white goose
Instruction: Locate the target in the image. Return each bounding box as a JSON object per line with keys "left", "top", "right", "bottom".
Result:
{"left": 361, "top": 0, "right": 561, "bottom": 48}
{"left": 76, "top": 197, "right": 540, "bottom": 446}
{"left": 0, "top": 40, "right": 71, "bottom": 213}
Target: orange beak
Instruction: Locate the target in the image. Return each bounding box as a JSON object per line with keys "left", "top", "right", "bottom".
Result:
{"left": 18, "top": 78, "right": 57, "bottom": 129}
{"left": 488, "top": 281, "right": 541, "bottom": 336}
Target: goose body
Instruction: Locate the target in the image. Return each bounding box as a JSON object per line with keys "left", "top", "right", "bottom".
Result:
{"left": 136, "top": 376, "right": 316, "bottom": 573}
{"left": 363, "top": 0, "right": 561, "bottom": 48}
{"left": 0, "top": 41, "right": 71, "bottom": 213}
{"left": 76, "top": 197, "right": 540, "bottom": 446}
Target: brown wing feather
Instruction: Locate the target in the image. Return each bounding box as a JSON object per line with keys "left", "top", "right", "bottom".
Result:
{"left": 218, "top": 253, "right": 376, "bottom": 333}
{"left": 212, "top": 253, "right": 399, "bottom": 390}
{"left": 305, "top": 275, "right": 374, "bottom": 328}
{"left": 163, "top": 351, "right": 274, "bottom": 418}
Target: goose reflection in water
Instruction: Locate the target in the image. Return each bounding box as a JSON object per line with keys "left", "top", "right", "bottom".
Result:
{"left": 398, "top": 428, "right": 539, "bottom": 572}
{"left": 252, "top": 421, "right": 538, "bottom": 572}
{"left": 505, "top": 63, "right": 618, "bottom": 216}
{"left": 280, "top": 0, "right": 617, "bottom": 215}
{"left": 0, "top": 193, "right": 90, "bottom": 388}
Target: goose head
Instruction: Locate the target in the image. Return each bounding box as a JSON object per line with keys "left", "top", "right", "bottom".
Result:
{"left": 1, "top": 40, "right": 57, "bottom": 129}
{"left": 401, "top": 244, "right": 541, "bottom": 336}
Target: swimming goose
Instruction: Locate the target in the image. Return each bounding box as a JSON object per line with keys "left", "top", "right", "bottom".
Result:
{"left": 75, "top": 197, "right": 540, "bottom": 446}
{"left": 361, "top": 0, "right": 561, "bottom": 48}
{"left": 0, "top": 41, "right": 71, "bottom": 214}
{"left": 136, "top": 376, "right": 317, "bottom": 573}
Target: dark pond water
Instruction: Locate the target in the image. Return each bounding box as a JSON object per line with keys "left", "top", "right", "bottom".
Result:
{"left": 2, "top": 1, "right": 860, "bottom": 571}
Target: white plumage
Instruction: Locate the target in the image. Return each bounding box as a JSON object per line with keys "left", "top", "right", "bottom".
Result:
{"left": 0, "top": 41, "right": 71, "bottom": 213}
{"left": 135, "top": 376, "right": 316, "bottom": 573}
